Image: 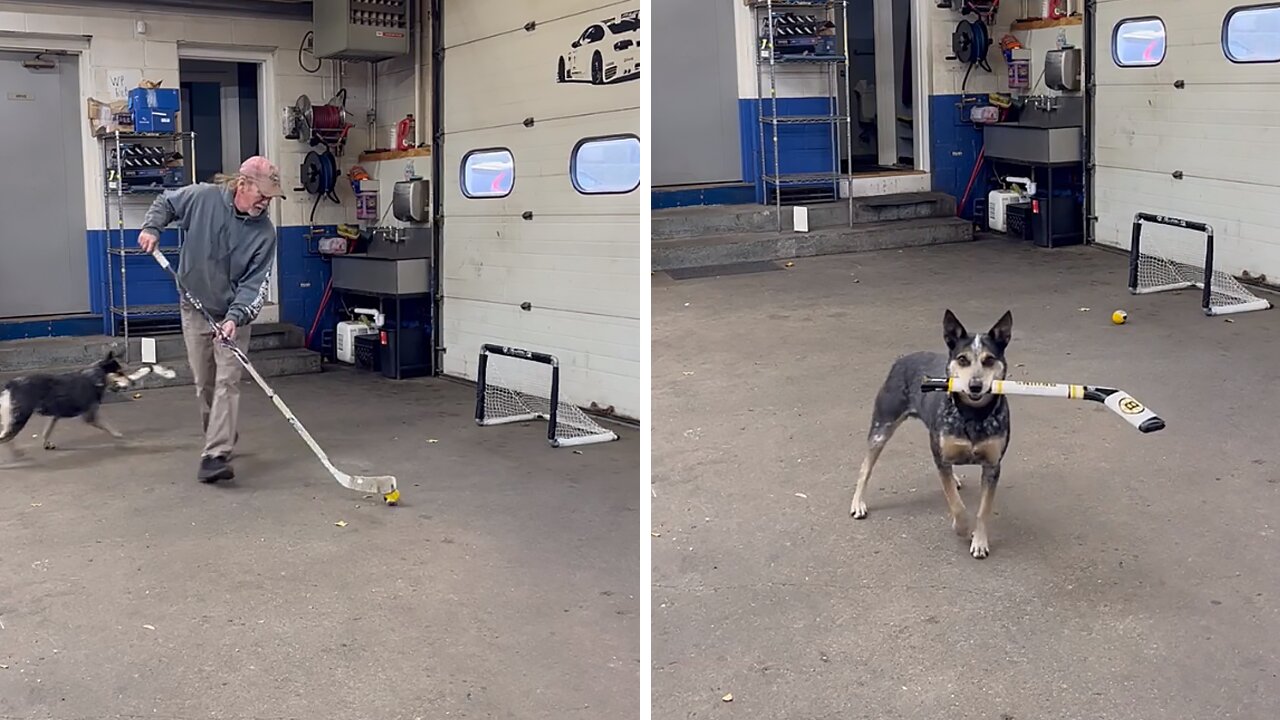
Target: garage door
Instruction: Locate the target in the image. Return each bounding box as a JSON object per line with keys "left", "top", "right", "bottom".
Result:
{"left": 1093, "top": 0, "right": 1280, "bottom": 283}
{"left": 441, "top": 0, "right": 641, "bottom": 419}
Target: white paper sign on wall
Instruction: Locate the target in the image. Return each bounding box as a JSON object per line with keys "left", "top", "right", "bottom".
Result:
{"left": 107, "top": 69, "right": 142, "bottom": 100}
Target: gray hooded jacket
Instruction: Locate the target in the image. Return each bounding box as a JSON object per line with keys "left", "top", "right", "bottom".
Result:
{"left": 141, "top": 183, "right": 277, "bottom": 327}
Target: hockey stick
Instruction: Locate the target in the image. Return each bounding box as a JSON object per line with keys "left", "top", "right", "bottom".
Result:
{"left": 920, "top": 377, "right": 1166, "bottom": 434}
{"left": 150, "top": 250, "right": 400, "bottom": 504}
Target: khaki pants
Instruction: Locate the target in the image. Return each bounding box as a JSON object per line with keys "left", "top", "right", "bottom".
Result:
{"left": 181, "top": 303, "right": 252, "bottom": 459}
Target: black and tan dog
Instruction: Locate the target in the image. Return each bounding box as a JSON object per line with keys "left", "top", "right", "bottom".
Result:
{"left": 0, "top": 351, "right": 133, "bottom": 455}
{"left": 850, "top": 310, "right": 1014, "bottom": 559}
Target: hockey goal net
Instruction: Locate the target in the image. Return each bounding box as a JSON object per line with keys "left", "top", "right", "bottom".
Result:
{"left": 474, "top": 344, "right": 618, "bottom": 448}
{"left": 1129, "top": 213, "right": 1273, "bottom": 316}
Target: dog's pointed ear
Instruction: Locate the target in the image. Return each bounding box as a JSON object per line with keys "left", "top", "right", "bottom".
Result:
{"left": 988, "top": 310, "right": 1013, "bottom": 351}
{"left": 942, "top": 309, "right": 967, "bottom": 351}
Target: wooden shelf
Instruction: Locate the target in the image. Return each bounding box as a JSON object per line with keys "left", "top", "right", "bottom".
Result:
{"left": 1011, "top": 15, "right": 1083, "bottom": 31}
{"left": 358, "top": 146, "right": 432, "bottom": 163}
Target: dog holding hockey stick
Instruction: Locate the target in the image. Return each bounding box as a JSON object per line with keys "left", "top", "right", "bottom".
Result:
{"left": 0, "top": 351, "right": 176, "bottom": 457}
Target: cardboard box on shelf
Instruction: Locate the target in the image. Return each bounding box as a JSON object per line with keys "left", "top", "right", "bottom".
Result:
{"left": 87, "top": 97, "right": 133, "bottom": 136}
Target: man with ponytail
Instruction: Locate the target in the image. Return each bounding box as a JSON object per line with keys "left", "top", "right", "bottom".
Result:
{"left": 138, "top": 156, "right": 284, "bottom": 483}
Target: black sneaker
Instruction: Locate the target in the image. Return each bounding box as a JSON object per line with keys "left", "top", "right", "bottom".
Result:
{"left": 198, "top": 455, "right": 234, "bottom": 483}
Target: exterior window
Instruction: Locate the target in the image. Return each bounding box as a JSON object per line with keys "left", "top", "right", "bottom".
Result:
{"left": 461, "top": 148, "right": 514, "bottom": 198}
{"left": 1224, "top": 4, "right": 1280, "bottom": 63}
{"left": 1113, "top": 17, "right": 1166, "bottom": 66}
{"left": 571, "top": 135, "right": 640, "bottom": 195}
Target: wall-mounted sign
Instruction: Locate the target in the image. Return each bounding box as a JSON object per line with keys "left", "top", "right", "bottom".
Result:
{"left": 555, "top": 9, "right": 639, "bottom": 86}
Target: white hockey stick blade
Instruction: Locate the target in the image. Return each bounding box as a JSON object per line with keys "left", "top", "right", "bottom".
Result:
{"left": 124, "top": 364, "right": 177, "bottom": 384}
{"left": 124, "top": 366, "right": 152, "bottom": 382}
{"left": 1100, "top": 390, "right": 1165, "bottom": 434}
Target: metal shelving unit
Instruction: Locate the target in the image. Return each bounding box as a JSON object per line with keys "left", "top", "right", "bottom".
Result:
{"left": 99, "top": 130, "right": 195, "bottom": 355}
{"left": 753, "top": 0, "right": 854, "bottom": 229}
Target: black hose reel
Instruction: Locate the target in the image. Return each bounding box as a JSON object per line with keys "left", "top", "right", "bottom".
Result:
{"left": 950, "top": 18, "right": 993, "bottom": 91}
{"left": 951, "top": 18, "right": 993, "bottom": 70}
{"left": 301, "top": 149, "right": 341, "bottom": 224}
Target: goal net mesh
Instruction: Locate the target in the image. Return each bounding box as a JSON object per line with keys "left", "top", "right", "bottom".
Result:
{"left": 480, "top": 352, "right": 615, "bottom": 444}
{"left": 1133, "top": 226, "right": 1270, "bottom": 313}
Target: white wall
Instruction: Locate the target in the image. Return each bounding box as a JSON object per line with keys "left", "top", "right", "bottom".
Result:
{"left": 372, "top": 47, "right": 427, "bottom": 154}
{"left": 350, "top": 0, "right": 430, "bottom": 226}
{"left": 1010, "top": 24, "right": 1085, "bottom": 96}
{"left": 928, "top": 3, "right": 1085, "bottom": 97}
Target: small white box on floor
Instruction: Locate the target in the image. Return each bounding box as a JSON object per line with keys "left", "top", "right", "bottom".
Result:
{"left": 793, "top": 206, "right": 809, "bottom": 232}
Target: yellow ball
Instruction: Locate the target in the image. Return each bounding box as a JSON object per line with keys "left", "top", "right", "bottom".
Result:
{"left": 1111, "top": 309, "right": 1128, "bottom": 325}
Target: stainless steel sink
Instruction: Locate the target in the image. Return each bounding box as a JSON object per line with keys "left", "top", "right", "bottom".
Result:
{"left": 1009, "top": 98, "right": 1083, "bottom": 128}
{"left": 984, "top": 125, "right": 1081, "bottom": 164}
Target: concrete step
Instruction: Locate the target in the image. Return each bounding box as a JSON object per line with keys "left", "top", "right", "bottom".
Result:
{"left": 0, "top": 347, "right": 324, "bottom": 401}
{"left": 652, "top": 215, "right": 974, "bottom": 271}
{"left": 652, "top": 192, "right": 957, "bottom": 240}
{"left": 124, "top": 322, "right": 304, "bottom": 362}
{"left": 0, "top": 336, "right": 125, "bottom": 373}
{"left": 0, "top": 323, "right": 305, "bottom": 372}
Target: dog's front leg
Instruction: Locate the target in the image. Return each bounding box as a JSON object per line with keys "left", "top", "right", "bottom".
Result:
{"left": 83, "top": 411, "right": 124, "bottom": 440}
{"left": 41, "top": 417, "right": 58, "bottom": 450}
{"left": 970, "top": 464, "right": 1000, "bottom": 559}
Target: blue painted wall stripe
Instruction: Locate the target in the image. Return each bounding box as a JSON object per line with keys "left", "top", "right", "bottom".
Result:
{"left": 651, "top": 184, "right": 756, "bottom": 210}
{"left": 739, "top": 97, "right": 843, "bottom": 203}
{"left": 0, "top": 316, "right": 103, "bottom": 342}
{"left": 929, "top": 94, "right": 987, "bottom": 222}
{"left": 275, "top": 225, "right": 337, "bottom": 353}
{"left": 6, "top": 226, "right": 335, "bottom": 343}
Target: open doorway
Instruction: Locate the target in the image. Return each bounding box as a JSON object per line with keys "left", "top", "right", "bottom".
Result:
{"left": 175, "top": 52, "right": 278, "bottom": 322}
{"left": 890, "top": 0, "right": 914, "bottom": 167}
{"left": 842, "top": 0, "right": 917, "bottom": 174}
{"left": 844, "top": 0, "right": 879, "bottom": 172}
{"left": 178, "top": 59, "right": 261, "bottom": 181}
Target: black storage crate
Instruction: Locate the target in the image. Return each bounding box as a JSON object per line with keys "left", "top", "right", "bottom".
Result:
{"left": 354, "top": 333, "right": 380, "bottom": 372}
{"left": 1006, "top": 201, "right": 1033, "bottom": 241}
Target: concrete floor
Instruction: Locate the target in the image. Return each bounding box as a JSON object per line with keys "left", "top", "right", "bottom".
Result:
{"left": 0, "top": 370, "right": 639, "bottom": 719}
{"left": 651, "top": 238, "right": 1280, "bottom": 719}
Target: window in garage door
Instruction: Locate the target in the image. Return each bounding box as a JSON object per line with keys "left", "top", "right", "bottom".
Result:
{"left": 462, "top": 148, "right": 515, "bottom": 198}
{"left": 1223, "top": 3, "right": 1280, "bottom": 62}
{"left": 1113, "top": 17, "right": 1166, "bottom": 66}
{"left": 571, "top": 134, "right": 640, "bottom": 195}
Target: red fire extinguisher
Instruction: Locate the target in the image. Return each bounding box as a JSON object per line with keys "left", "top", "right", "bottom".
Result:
{"left": 395, "top": 114, "right": 415, "bottom": 151}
